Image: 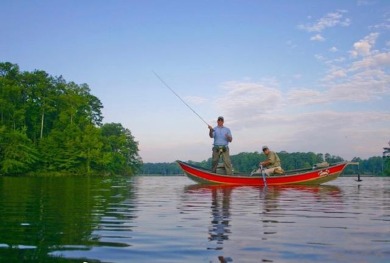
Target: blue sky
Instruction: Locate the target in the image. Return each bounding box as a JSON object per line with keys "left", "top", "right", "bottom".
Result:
{"left": 1, "top": 0, "right": 389, "bottom": 162}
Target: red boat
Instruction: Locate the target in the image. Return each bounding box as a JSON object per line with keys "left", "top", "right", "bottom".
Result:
{"left": 177, "top": 161, "right": 352, "bottom": 186}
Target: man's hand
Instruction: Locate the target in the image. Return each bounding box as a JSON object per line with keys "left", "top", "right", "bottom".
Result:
{"left": 225, "top": 134, "right": 232, "bottom": 142}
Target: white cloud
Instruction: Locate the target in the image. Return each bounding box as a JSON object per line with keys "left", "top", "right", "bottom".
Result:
{"left": 326, "top": 69, "right": 390, "bottom": 101}
{"left": 313, "top": 32, "right": 390, "bottom": 102}
{"left": 323, "top": 68, "right": 347, "bottom": 81}
{"left": 370, "top": 15, "right": 390, "bottom": 30}
{"left": 287, "top": 88, "right": 327, "bottom": 105}
{"left": 310, "top": 34, "right": 325, "bottom": 41}
{"left": 350, "top": 52, "right": 390, "bottom": 71}
{"left": 314, "top": 54, "right": 326, "bottom": 61}
{"left": 349, "top": 32, "right": 379, "bottom": 57}
{"left": 329, "top": 46, "right": 338, "bottom": 52}
{"left": 298, "top": 10, "right": 351, "bottom": 32}
{"left": 215, "top": 81, "right": 283, "bottom": 122}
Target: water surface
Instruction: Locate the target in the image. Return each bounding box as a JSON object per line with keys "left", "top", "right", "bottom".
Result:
{"left": 0, "top": 176, "right": 389, "bottom": 262}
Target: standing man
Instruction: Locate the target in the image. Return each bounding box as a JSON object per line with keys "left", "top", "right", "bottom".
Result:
{"left": 208, "top": 116, "right": 233, "bottom": 175}
{"left": 260, "top": 146, "right": 283, "bottom": 176}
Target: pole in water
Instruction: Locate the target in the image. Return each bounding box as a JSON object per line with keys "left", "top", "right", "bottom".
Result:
{"left": 260, "top": 165, "right": 267, "bottom": 187}
{"left": 350, "top": 162, "right": 362, "bottom": 182}
{"left": 357, "top": 163, "right": 362, "bottom": 182}
{"left": 153, "top": 71, "right": 210, "bottom": 127}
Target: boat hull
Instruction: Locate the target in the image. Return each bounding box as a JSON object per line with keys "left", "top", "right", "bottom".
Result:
{"left": 177, "top": 161, "right": 350, "bottom": 186}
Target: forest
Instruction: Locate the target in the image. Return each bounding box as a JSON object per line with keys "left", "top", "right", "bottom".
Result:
{"left": 0, "top": 62, "right": 142, "bottom": 176}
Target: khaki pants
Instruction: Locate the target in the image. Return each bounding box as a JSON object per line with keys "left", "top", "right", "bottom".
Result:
{"left": 256, "top": 166, "right": 282, "bottom": 176}
{"left": 211, "top": 146, "right": 232, "bottom": 175}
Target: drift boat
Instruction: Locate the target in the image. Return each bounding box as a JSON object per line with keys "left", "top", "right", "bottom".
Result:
{"left": 177, "top": 160, "right": 352, "bottom": 186}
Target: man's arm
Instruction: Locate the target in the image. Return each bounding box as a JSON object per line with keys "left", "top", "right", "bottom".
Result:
{"left": 208, "top": 125, "right": 214, "bottom": 138}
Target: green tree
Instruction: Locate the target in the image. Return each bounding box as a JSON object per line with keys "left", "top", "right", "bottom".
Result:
{"left": 78, "top": 124, "right": 103, "bottom": 174}
{"left": 22, "top": 70, "right": 59, "bottom": 141}
{"left": 100, "top": 123, "right": 142, "bottom": 175}
{"left": 0, "top": 63, "right": 25, "bottom": 130}
{"left": 0, "top": 126, "right": 39, "bottom": 175}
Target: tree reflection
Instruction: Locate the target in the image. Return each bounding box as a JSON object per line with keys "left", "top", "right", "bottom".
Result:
{"left": 0, "top": 176, "right": 135, "bottom": 263}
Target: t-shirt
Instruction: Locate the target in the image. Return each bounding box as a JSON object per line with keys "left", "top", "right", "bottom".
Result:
{"left": 266, "top": 151, "right": 281, "bottom": 168}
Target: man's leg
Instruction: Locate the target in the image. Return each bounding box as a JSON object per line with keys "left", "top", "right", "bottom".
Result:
{"left": 211, "top": 147, "right": 219, "bottom": 173}
{"left": 264, "top": 168, "right": 275, "bottom": 176}
{"left": 222, "top": 149, "right": 232, "bottom": 175}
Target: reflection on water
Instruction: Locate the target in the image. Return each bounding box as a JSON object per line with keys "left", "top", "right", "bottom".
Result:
{"left": 0, "top": 176, "right": 389, "bottom": 263}
{"left": 209, "top": 187, "right": 232, "bottom": 250}
{"left": 0, "top": 176, "right": 134, "bottom": 263}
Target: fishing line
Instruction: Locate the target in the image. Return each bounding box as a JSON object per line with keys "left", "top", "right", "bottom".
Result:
{"left": 153, "top": 71, "right": 210, "bottom": 126}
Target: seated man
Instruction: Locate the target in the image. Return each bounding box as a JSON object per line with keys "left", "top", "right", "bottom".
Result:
{"left": 259, "top": 146, "right": 283, "bottom": 176}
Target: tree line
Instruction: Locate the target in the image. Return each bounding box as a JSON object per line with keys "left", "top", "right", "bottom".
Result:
{"left": 0, "top": 62, "right": 142, "bottom": 175}
{"left": 142, "top": 151, "right": 389, "bottom": 176}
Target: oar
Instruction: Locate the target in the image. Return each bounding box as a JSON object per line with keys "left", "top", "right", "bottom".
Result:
{"left": 260, "top": 165, "right": 267, "bottom": 187}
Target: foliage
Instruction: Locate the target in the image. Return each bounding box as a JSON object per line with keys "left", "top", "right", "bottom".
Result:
{"left": 0, "top": 126, "right": 39, "bottom": 174}
{"left": 0, "top": 62, "right": 142, "bottom": 175}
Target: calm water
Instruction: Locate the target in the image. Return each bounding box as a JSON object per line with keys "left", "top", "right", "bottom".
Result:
{"left": 0, "top": 175, "right": 389, "bottom": 263}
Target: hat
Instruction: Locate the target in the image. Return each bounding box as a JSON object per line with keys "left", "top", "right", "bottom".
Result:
{"left": 217, "top": 116, "right": 224, "bottom": 121}
{"left": 262, "top": 145, "right": 268, "bottom": 151}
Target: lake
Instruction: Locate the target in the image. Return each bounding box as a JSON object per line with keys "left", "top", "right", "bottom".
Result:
{"left": 0, "top": 175, "right": 389, "bottom": 263}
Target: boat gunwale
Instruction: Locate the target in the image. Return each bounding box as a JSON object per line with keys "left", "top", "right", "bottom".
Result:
{"left": 177, "top": 160, "right": 349, "bottom": 178}
{"left": 177, "top": 160, "right": 351, "bottom": 186}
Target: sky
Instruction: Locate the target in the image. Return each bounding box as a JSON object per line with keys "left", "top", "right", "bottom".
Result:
{"left": 1, "top": 0, "right": 389, "bottom": 163}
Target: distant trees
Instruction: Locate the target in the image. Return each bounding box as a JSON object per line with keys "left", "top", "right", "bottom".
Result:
{"left": 0, "top": 62, "right": 142, "bottom": 175}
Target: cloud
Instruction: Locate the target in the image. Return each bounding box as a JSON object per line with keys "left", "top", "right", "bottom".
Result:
{"left": 212, "top": 81, "right": 283, "bottom": 125}
{"left": 287, "top": 89, "right": 328, "bottom": 105}
{"left": 370, "top": 14, "right": 390, "bottom": 30}
{"left": 323, "top": 68, "right": 347, "bottom": 81}
{"left": 349, "top": 32, "right": 379, "bottom": 57}
{"left": 310, "top": 34, "right": 325, "bottom": 41}
{"left": 318, "top": 33, "right": 390, "bottom": 102}
{"left": 298, "top": 10, "right": 351, "bottom": 33}
{"left": 350, "top": 52, "right": 390, "bottom": 70}
{"left": 326, "top": 68, "right": 390, "bottom": 101}
{"left": 314, "top": 54, "right": 326, "bottom": 62}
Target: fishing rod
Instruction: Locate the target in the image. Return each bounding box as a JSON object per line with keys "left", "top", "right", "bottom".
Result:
{"left": 153, "top": 71, "right": 210, "bottom": 127}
